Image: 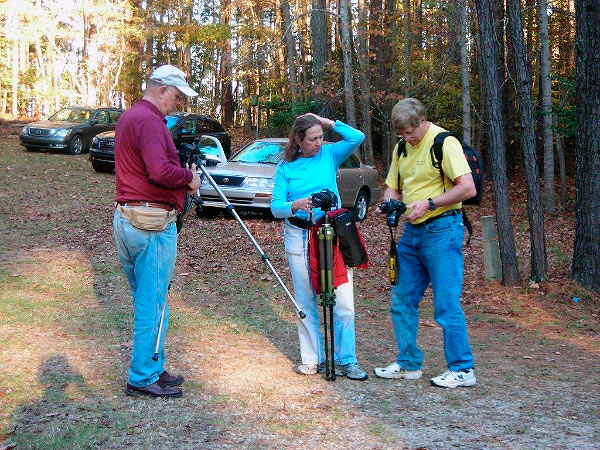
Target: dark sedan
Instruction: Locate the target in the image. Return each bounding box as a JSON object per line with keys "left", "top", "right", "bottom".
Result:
{"left": 20, "top": 106, "right": 124, "bottom": 155}
{"left": 89, "top": 112, "right": 231, "bottom": 173}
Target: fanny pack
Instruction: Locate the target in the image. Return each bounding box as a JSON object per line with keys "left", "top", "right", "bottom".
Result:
{"left": 116, "top": 204, "right": 177, "bottom": 231}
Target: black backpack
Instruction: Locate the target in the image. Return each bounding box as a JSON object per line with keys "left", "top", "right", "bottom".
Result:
{"left": 397, "top": 131, "right": 484, "bottom": 243}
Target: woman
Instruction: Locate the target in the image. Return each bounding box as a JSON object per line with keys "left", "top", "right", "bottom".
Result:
{"left": 271, "top": 113, "right": 368, "bottom": 380}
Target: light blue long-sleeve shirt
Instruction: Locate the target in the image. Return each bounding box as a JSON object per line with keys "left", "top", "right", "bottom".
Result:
{"left": 271, "top": 121, "right": 365, "bottom": 222}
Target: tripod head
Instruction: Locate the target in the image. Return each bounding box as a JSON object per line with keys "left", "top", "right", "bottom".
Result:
{"left": 180, "top": 142, "right": 221, "bottom": 168}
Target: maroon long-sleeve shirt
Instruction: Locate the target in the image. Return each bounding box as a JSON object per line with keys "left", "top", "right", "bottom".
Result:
{"left": 114, "top": 100, "right": 192, "bottom": 211}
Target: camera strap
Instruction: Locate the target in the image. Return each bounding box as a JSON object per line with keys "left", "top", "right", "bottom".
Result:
{"left": 388, "top": 226, "right": 398, "bottom": 285}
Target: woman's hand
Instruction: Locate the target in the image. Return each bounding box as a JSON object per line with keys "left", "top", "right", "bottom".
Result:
{"left": 301, "top": 113, "right": 334, "bottom": 129}
{"left": 291, "top": 196, "right": 314, "bottom": 213}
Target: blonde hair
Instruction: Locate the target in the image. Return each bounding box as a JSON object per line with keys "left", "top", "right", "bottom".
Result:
{"left": 391, "top": 98, "right": 427, "bottom": 130}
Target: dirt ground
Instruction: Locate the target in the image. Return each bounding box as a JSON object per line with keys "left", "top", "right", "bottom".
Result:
{"left": 0, "top": 131, "right": 598, "bottom": 449}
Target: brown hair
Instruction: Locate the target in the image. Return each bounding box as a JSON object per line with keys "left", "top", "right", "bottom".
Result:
{"left": 283, "top": 114, "right": 322, "bottom": 162}
{"left": 391, "top": 98, "right": 427, "bottom": 131}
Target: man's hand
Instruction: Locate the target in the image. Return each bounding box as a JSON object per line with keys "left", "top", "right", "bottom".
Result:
{"left": 187, "top": 163, "right": 201, "bottom": 191}
{"left": 405, "top": 200, "right": 429, "bottom": 222}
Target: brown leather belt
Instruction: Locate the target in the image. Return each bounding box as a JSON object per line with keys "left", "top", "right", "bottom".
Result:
{"left": 117, "top": 201, "right": 175, "bottom": 212}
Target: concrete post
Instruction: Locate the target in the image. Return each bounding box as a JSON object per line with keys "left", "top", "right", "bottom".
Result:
{"left": 482, "top": 215, "right": 502, "bottom": 281}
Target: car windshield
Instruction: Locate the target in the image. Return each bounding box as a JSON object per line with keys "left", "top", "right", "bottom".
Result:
{"left": 166, "top": 115, "right": 178, "bottom": 130}
{"left": 231, "top": 141, "right": 284, "bottom": 164}
{"left": 48, "top": 108, "right": 92, "bottom": 123}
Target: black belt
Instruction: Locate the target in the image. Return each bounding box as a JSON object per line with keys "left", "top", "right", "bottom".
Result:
{"left": 287, "top": 216, "right": 312, "bottom": 229}
{"left": 414, "top": 209, "right": 459, "bottom": 226}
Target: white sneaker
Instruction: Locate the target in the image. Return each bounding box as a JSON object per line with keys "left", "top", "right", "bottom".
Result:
{"left": 296, "top": 363, "right": 324, "bottom": 375}
{"left": 430, "top": 369, "right": 476, "bottom": 388}
{"left": 373, "top": 362, "right": 422, "bottom": 380}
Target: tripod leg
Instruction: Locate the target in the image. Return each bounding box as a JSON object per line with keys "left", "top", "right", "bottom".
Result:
{"left": 328, "top": 303, "right": 336, "bottom": 380}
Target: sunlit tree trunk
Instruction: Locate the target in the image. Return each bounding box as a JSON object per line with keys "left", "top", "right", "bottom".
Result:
{"left": 475, "top": 0, "right": 521, "bottom": 286}
{"left": 403, "top": 0, "right": 411, "bottom": 97}
{"left": 281, "top": 0, "right": 298, "bottom": 109}
{"left": 311, "top": 0, "right": 327, "bottom": 106}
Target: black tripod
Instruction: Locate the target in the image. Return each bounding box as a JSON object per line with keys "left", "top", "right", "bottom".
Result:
{"left": 316, "top": 212, "right": 336, "bottom": 380}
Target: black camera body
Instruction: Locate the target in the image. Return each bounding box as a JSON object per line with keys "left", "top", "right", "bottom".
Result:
{"left": 311, "top": 189, "right": 338, "bottom": 212}
{"left": 378, "top": 199, "right": 407, "bottom": 227}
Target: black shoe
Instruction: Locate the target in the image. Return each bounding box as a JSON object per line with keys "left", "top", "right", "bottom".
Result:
{"left": 125, "top": 382, "right": 182, "bottom": 398}
{"left": 158, "top": 370, "right": 185, "bottom": 387}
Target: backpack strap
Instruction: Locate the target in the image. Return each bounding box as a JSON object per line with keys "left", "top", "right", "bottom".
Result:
{"left": 430, "top": 131, "right": 474, "bottom": 246}
{"left": 396, "top": 139, "right": 407, "bottom": 192}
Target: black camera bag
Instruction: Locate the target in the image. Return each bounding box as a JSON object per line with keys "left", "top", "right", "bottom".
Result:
{"left": 330, "top": 209, "right": 368, "bottom": 267}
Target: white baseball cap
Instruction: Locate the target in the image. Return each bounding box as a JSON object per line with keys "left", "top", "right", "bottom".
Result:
{"left": 149, "top": 64, "right": 198, "bottom": 97}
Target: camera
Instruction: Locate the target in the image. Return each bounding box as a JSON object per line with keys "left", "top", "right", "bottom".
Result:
{"left": 311, "top": 189, "right": 338, "bottom": 212}
{"left": 378, "top": 199, "right": 407, "bottom": 227}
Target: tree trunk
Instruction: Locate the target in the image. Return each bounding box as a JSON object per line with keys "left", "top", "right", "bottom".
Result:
{"left": 220, "top": 0, "right": 234, "bottom": 127}
{"left": 281, "top": 0, "right": 298, "bottom": 108}
{"left": 459, "top": 0, "right": 471, "bottom": 145}
{"left": 339, "top": 0, "right": 356, "bottom": 126}
{"left": 311, "top": 0, "right": 327, "bottom": 100}
{"left": 554, "top": 89, "right": 571, "bottom": 206}
{"left": 475, "top": 0, "right": 521, "bottom": 286}
{"left": 538, "top": 0, "right": 556, "bottom": 214}
{"left": 507, "top": 0, "right": 548, "bottom": 281}
{"left": 357, "top": 0, "right": 373, "bottom": 164}
{"left": 12, "top": 40, "right": 18, "bottom": 117}
{"left": 403, "top": 0, "right": 411, "bottom": 97}
{"left": 571, "top": 0, "right": 600, "bottom": 289}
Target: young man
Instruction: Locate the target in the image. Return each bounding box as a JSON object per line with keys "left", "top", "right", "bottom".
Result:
{"left": 113, "top": 65, "right": 201, "bottom": 398}
{"left": 374, "top": 98, "right": 477, "bottom": 388}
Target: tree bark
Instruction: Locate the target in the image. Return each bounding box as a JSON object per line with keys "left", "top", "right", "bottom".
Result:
{"left": 281, "top": 0, "right": 298, "bottom": 109}
{"left": 220, "top": 0, "right": 234, "bottom": 127}
{"left": 538, "top": 0, "right": 556, "bottom": 214}
{"left": 357, "top": 0, "right": 373, "bottom": 164}
{"left": 475, "top": 0, "right": 521, "bottom": 286}
{"left": 311, "top": 0, "right": 327, "bottom": 100}
{"left": 507, "top": 0, "right": 548, "bottom": 281}
{"left": 571, "top": 0, "right": 600, "bottom": 289}
{"left": 459, "top": 0, "right": 471, "bottom": 145}
{"left": 339, "top": 0, "right": 356, "bottom": 126}
{"left": 403, "top": 0, "right": 411, "bottom": 97}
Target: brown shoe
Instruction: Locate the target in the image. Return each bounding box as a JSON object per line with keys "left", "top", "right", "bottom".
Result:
{"left": 158, "top": 370, "right": 185, "bottom": 387}
{"left": 125, "top": 382, "right": 182, "bottom": 398}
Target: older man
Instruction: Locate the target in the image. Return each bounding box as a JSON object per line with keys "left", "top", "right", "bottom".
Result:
{"left": 113, "top": 65, "right": 201, "bottom": 398}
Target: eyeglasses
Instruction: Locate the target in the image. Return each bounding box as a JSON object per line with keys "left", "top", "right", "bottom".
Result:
{"left": 167, "top": 86, "right": 184, "bottom": 103}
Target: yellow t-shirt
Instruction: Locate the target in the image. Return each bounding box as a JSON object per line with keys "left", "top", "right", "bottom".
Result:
{"left": 385, "top": 123, "right": 471, "bottom": 224}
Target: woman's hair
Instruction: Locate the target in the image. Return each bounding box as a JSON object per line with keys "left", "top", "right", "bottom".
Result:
{"left": 283, "top": 114, "right": 322, "bottom": 162}
{"left": 391, "top": 98, "right": 427, "bottom": 131}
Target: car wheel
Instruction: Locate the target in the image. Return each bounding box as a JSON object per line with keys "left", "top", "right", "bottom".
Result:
{"left": 353, "top": 189, "right": 370, "bottom": 221}
{"left": 68, "top": 135, "right": 84, "bottom": 155}
{"left": 91, "top": 161, "right": 113, "bottom": 173}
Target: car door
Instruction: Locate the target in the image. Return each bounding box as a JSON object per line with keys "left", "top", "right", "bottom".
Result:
{"left": 86, "top": 110, "right": 111, "bottom": 147}
{"left": 337, "top": 153, "right": 364, "bottom": 206}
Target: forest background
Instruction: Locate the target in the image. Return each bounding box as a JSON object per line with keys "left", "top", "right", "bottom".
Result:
{"left": 0, "top": 0, "right": 598, "bottom": 290}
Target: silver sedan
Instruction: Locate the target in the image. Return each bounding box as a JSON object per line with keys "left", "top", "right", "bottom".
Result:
{"left": 196, "top": 138, "right": 381, "bottom": 221}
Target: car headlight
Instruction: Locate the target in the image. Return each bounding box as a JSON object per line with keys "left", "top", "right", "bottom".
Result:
{"left": 244, "top": 177, "right": 274, "bottom": 189}
{"left": 51, "top": 129, "right": 71, "bottom": 137}
{"left": 20, "top": 126, "right": 28, "bottom": 135}
{"left": 91, "top": 137, "right": 98, "bottom": 147}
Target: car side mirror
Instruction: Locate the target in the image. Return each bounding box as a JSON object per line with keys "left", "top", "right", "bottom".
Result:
{"left": 204, "top": 154, "right": 221, "bottom": 167}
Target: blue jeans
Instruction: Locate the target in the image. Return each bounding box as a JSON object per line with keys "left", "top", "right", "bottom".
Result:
{"left": 390, "top": 213, "right": 474, "bottom": 371}
{"left": 284, "top": 223, "right": 358, "bottom": 365}
{"left": 113, "top": 209, "right": 178, "bottom": 387}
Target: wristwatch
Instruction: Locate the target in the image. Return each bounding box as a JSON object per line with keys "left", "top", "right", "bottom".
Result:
{"left": 427, "top": 198, "right": 436, "bottom": 210}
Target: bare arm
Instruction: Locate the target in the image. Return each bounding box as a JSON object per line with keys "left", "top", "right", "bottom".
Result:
{"left": 405, "top": 173, "right": 476, "bottom": 222}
